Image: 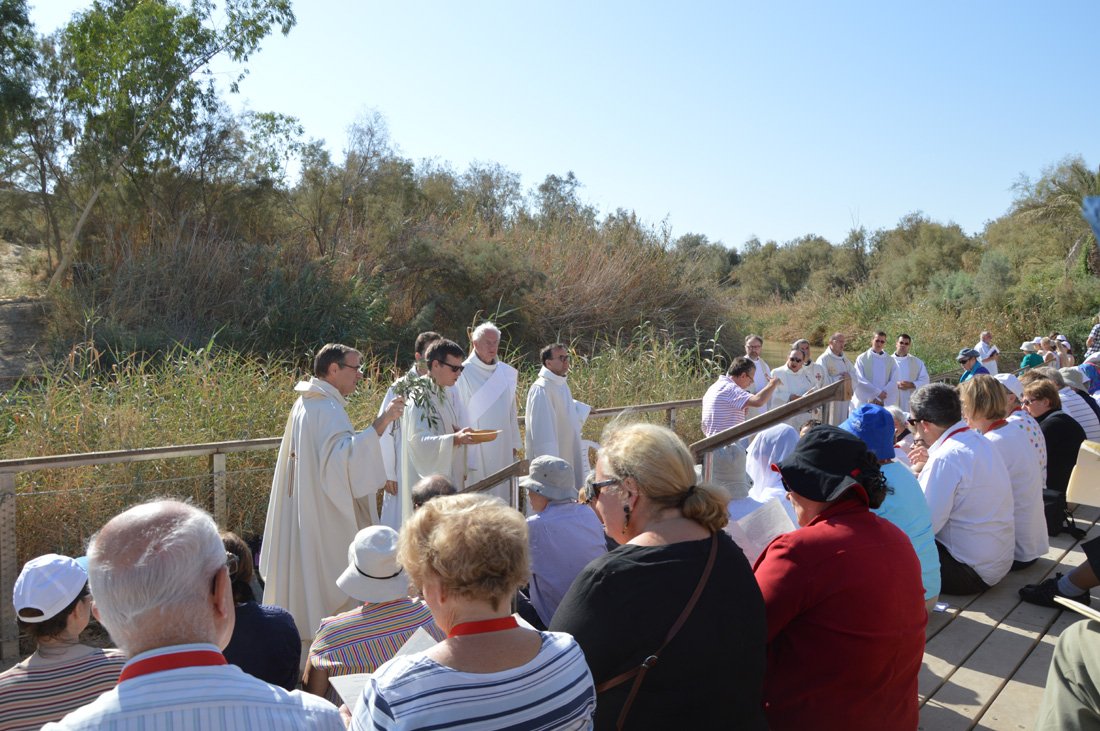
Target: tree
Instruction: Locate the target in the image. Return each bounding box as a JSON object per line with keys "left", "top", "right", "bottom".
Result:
{"left": 48, "top": 0, "right": 296, "bottom": 288}
{"left": 0, "top": 0, "right": 34, "bottom": 146}
{"left": 1013, "top": 157, "right": 1100, "bottom": 276}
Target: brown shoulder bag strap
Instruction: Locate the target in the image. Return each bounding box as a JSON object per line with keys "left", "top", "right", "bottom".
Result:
{"left": 593, "top": 532, "right": 720, "bottom": 730}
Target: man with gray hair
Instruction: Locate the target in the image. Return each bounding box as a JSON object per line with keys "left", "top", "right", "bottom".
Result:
{"left": 46, "top": 500, "right": 341, "bottom": 729}
{"left": 456, "top": 322, "right": 521, "bottom": 503}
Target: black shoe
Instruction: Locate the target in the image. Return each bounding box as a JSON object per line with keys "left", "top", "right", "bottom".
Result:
{"left": 1019, "top": 573, "right": 1091, "bottom": 608}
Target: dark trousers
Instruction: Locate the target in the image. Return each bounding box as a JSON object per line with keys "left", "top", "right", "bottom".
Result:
{"left": 937, "top": 540, "right": 991, "bottom": 595}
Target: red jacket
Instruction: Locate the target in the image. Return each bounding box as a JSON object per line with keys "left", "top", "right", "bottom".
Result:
{"left": 754, "top": 499, "right": 927, "bottom": 731}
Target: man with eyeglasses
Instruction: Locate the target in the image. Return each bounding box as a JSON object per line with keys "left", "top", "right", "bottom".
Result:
{"left": 262, "top": 343, "right": 405, "bottom": 655}
{"left": 399, "top": 339, "right": 477, "bottom": 523}
{"left": 47, "top": 500, "right": 343, "bottom": 729}
{"left": 891, "top": 333, "right": 929, "bottom": 412}
{"left": 772, "top": 349, "right": 818, "bottom": 430}
{"left": 853, "top": 331, "right": 898, "bottom": 409}
{"left": 905, "top": 383, "right": 1014, "bottom": 595}
{"left": 525, "top": 343, "right": 592, "bottom": 491}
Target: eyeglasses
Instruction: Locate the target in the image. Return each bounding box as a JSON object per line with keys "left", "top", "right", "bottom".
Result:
{"left": 213, "top": 552, "right": 239, "bottom": 593}
{"left": 554, "top": 354, "right": 571, "bottom": 361}
{"left": 1021, "top": 398, "right": 1036, "bottom": 406}
{"left": 585, "top": 477, "right": 621, "bottom": 503}
{"left": 435, "top": 361, "right": 465, "bottom": 373}
{"left": 336, "top": 362, "right": 365, "bottom": 374}
{"left": 874, "top": 339, "right": 886, "bottom": 345}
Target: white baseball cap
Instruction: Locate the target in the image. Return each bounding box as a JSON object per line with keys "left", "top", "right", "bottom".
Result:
{"left": 14, "top": 554, "right": 87, "bottom": 623}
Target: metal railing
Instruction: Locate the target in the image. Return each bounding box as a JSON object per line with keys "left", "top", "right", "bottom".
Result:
{"left": 0, "top": 387, "right": 851, "bottom": 663}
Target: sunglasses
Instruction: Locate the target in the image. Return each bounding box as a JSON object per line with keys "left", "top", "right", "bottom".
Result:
{"left": 788, "top": 357, "right": 803, "bottom": 364}
{"left": 585, "top": 477, "right": 621, "bottom": 503}
{"left": 336, "top": 362, "right": 365, "bottom": 374}
{"left": 907, "top": 417, "right": 922, "bottom": 426}
{"left": 435, "top": 361, "right": 465, "bottom": 374}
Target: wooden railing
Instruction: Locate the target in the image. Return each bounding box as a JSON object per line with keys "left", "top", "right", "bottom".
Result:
{"left": 0, "top": 389, "right": 845, "bottom": 663}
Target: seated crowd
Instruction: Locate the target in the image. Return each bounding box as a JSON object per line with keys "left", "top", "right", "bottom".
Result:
{"left": 5, "top": 326, "right": 1100, "bottom": 730}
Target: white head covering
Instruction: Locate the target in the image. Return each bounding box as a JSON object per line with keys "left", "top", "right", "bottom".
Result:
{"left": 746, "top": 424, "right": 800, "bottom": 504}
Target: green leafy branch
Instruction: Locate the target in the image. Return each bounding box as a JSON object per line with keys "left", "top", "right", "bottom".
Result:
{"left": 391, "top": 372, "right": 443, "bottom": 431}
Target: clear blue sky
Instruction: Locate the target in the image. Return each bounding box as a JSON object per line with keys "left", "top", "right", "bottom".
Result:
{"left": 29, "top": 1, "right": 1100, "bottom": 250}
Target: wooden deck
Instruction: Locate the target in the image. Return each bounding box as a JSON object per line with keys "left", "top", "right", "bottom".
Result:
{"left": 919, "top": 505, "right": 1100, "bottom": 730}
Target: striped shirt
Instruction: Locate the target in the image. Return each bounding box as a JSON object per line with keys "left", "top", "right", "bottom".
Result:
{"left": 0, "top": 646, "right": 124, "bottom": 731}
{"left": 701, "top": 375, "right": 751, "bottom": 437}
{"left": 308, "top": 599, "right": 445, "bottom": 704}
{"left": 350, "top": 631, "right": 596, "bottom": 730}
{"left": 43, "top": 643, "right": 343, "bottom": 730}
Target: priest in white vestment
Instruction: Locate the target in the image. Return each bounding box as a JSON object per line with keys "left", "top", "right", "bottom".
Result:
{"left": 260, "top": 344, "right": 404, "bottom": 647}
{"left": 852, "top": 331, "right": 898, "bottom": 409}
{"left": 399, "top": 339, "right": 476, "bottom": 525}
{"left": 771, "top": 349, "right": 820, "bottom": 430}
{"left": 891, "top": 334, "right": 930, "bottom": 413}
{"left": 815, "top": 332, "right": 855, "bottom": 421}
{"left": 456, "top": 322, "right": 521, "bottom": 504}
{"left": 525, "top": 343, "right": 591, "bottom": 490}
{"left": 745, "top": 334, "right": 773, "bottom": 419}
{"left": 376, "top": 331, "right": 442, "bottom": 529}
{"left": 793, "top": 339, "right": 828, "bottom": 393}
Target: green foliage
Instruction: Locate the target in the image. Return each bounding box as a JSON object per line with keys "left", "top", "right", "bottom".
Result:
{"left": 927, "top": 270, "right": 978, "bottom": 313}
{"left": 0, "top": 0, "right": 35, "bottom": 146}
{"left": 868, "top": 213, "right": 980, "bottom": 297}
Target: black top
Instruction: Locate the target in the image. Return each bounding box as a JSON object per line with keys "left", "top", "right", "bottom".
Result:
{"left": 550, "top": 532, "right": 767, "bottom": 730}
{"left": 1038, "top": 409, "right": 1086, "bottom": 496}
{"left": 223, "top": 601, "right": 302, "bottom": 691}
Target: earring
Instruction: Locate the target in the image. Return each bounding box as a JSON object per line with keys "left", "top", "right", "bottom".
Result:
{"left": 622, "top": 505, "right": 631, "bottom": 534}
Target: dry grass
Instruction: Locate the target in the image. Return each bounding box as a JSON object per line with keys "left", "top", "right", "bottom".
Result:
{"left": 3, "top": 331, "right": 712, "bottom": 563}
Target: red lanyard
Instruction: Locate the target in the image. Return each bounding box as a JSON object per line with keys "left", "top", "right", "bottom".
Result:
{"left": 986, "top": 418, "right": 1008, "bottom": 432}
{"left": 119, "top": 649, "right": 226, "bottom": 683}
{"left": 944, "top": 426, "right": 970, "bottom": 442}
{"left": 447, "top": 616, "right": 519, "bottom": 639}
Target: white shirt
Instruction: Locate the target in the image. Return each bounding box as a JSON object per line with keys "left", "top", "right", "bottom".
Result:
{"left": 975, "top": 340, "right": 1000, "bottom": 376}
{"left": 747, "top": 356, "right": 773, "bottom": 418}
{"left": 1059, "top": 387, "right": 1100, "bottom": 441}
{"left": 852, "top": 349, "right": 898, "bottom": 408}
{"left": 525, "top": 367, "right": 591, "bottom": 490}
{"left": 918, "top": 421, "right": 1015, "bottom": 587}
{"left": 891, "top": 353, "right": 930, "bottom": 412}
{"left": 399, "top": 381, "right": 469, "bottom": 524}
{"left": 815, "top": 349, "right": 854, "bottom": 420}
{"left": 261, "top": 378, "right": 388, "bottom": 641}
{"left": 770, "top": 364, "right": 818, "bottom": 429}
{"left": 44, "top": 644, "right": 342, "bottom": 730}
{"left": 983, "top": 423, "right": 1049, "bottom": 563}
{"left": 456, "top": 355, "right": 521, "bottom": 503}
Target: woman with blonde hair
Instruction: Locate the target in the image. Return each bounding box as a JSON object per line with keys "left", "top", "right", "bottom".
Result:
{"left": 959, "top": 376, "right": 1048, "bottom": 571}
{"left": 552, "top": 422, "right": 766, "bottom": 730}
{"left": 350, "top": 494, "right": 595, "bottom": 730}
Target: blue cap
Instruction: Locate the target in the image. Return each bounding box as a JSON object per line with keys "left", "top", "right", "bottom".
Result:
{"left": 839, "top": 404, "right": 895, "bottom": 461}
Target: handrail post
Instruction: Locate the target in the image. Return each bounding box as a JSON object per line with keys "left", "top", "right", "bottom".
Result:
{"left": 210, "top": 453, "right": 227, "bottom": 528}
{"left": 1, "top": 473, "right": 17, "bottom": 664}
{"left": 701, "top": 450, "right": 714, "bottom": 484}
{"left": 667, "top": 407, "right": 676, "bottom": 431}
{"left": 510, "top": 474, "right": 519, "bottom": 513}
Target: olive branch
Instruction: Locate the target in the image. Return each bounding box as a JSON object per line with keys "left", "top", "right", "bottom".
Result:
{"left": 391, "top": 372, "right": 444, "bottom": 431}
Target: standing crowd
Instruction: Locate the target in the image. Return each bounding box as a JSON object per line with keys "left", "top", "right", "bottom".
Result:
{"left": 3, "top": 319, "right": 1100, "bottom": 730}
